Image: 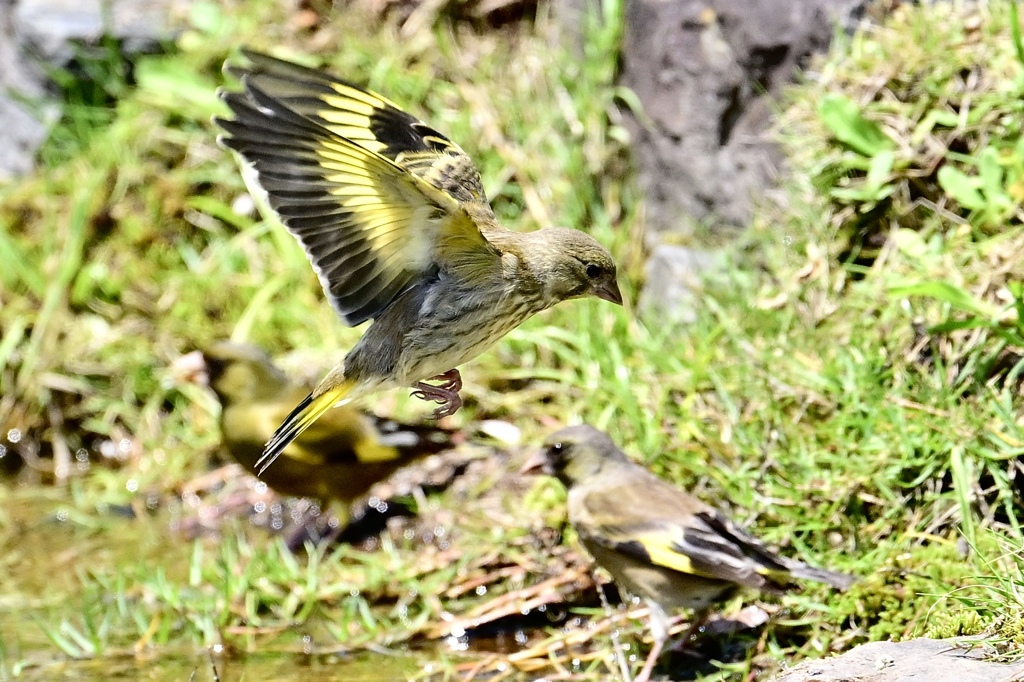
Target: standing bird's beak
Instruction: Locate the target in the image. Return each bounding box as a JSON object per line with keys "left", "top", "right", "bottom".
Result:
{"left": 593, "top": 279, "right": 623, "bottom": 305}
{"left": 519, "top": 449, "right": 550, "bottom": 475}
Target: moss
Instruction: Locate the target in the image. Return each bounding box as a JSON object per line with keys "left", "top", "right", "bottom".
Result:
{"left": 924, "top": 610, "right": 989, "bottom": 639}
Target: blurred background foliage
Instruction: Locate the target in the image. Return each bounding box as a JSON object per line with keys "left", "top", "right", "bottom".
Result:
{"left": 3, "top": 0, "right": 1024, "bottom": 679}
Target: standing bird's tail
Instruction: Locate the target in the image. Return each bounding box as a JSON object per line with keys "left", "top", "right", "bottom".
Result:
{"left": 257, "top": 380, "right": 356, "bottom": 474}
{"left": 782, "top": 561, "right": 856, "bottom": 591}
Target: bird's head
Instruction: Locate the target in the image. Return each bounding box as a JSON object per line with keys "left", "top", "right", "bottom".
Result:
{"left": 525, "top": 228, "right": 622, "bottom": 307}
{"left": 520, "top": 424, "right": 627, "bottom": 488}
{"left": 201, "top": 342, "right": 288, "bottom": 405}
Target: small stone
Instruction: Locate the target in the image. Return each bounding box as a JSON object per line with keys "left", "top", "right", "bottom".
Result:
{"left": 636, "top": 244, "right": 725, "bottom": 325}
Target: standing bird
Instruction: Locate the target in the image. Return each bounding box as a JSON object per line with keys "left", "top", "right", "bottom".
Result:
{"left": 215, "top": 50, "right": 622, "bottom": 474}
{"left": 521, "top": 425, "right": 854, "bottom": 682}
{"left": 200, "top": 342, "right": 454, "bottom": 508}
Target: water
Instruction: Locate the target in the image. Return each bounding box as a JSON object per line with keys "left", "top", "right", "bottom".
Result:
{"left": 0, "top": 488, "right": 470, "bottom": 681}
{"left": 3, "top": 650, "right": 423, "bottom": 681}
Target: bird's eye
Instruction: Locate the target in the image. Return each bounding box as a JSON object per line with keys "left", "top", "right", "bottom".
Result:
{"left": 585, "top": 264, "right": 602, "bottom": 279}
{"left": 549, "top": 442, "right": 564, "bottom": 455}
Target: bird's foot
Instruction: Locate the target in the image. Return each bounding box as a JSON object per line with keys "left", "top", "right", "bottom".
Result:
{"left": 428, "top": 368, "right": 462, "bottom": 392}
{"left": 666, "top": 613, "right": 710, "bottom": 658}
{"left": 411, "top": 370, "right": 464, "bottom": 419}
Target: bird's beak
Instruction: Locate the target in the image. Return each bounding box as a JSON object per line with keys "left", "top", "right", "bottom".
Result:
{"left": 519, "top": 450, "right": 549, "bottom": 476}
{"left": 593, "top": 279, "right": 623, "bottom": 306}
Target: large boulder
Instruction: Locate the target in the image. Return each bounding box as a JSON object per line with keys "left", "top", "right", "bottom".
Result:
{"left": 621, "top": 0, "right": 866, "bottom": 237}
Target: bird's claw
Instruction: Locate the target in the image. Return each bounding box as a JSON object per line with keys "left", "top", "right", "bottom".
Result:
{"left": 430, "top": 395, "right": 463, "bottom": 419}
{"left": 428, "top": 369, "right": 462, "bottom": 392}
{"left": 411, "top": 370, "right": 464, "bottom": 419}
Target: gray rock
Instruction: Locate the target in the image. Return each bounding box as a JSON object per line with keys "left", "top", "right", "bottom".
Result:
{"left": 636, "top": 244, "right": 726, "bottom": 324}
{"left": 0, "top": 1, "right": 52, "bottom": 182}
{"left": 771, "top": 638, "right": 1024, "bottom": 682}
{"left": 0, "top": 0, "right": 184, "bottom": 180}
{"left": 0, "top": 96, "right": 54, "bottom": 182}
{"left": 620, "top": 0, "right": 869, "bottom": 235}
{"left": 13, "top": 0, "right": 182, "bottom": 64}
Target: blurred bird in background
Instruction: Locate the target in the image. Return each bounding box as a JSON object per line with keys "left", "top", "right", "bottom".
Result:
{"left": 215, "top": 50, "right": 622, "bottom": 475}
{"left": 522, "top": 425, "right": 854, "bottom": 682}
{"left": 198, "top": 342, "right": 455, "bottom": 524}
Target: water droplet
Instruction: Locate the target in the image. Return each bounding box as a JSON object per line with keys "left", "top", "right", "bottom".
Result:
{"left": 254, "top": 502, "right": 266, "bottom": 513}
{"left": 126, "top": 479, "right": 139, "bottom": 492}
{"left": 7, "top": 429, "right": 21, "bottom": 443}
{"left": 445, "top": 635, "right": 469, "bottom": 652}
{"left": 254, "top": 481, "right": 268, "bottom": 494}
{"left": 475, "top": 585, "right": 487, "bottom": 596}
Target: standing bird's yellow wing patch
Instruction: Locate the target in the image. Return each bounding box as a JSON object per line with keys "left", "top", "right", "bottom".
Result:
{"left": 216, "top": 53, "right": 500, "bottom": 327}
{"left": 576, "top": 481, "right": 793, "bottom": 591}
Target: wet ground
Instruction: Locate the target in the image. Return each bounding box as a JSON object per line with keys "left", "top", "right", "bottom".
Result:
{"left": 0, "top": 460, "right": 605, "bottom": 682}
{"left": 6, "top": 650, "right": 424, "bottom": 681}
{"left": 0, "top": 453, "right": 762, "bottom": 682}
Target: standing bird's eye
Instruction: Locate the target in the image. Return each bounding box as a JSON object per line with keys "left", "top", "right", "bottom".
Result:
{"left": 585, "top": 264, "right": 602, "bottom": 279}
{"left": 549, "top": 442, "right": 564, "bottom": 455}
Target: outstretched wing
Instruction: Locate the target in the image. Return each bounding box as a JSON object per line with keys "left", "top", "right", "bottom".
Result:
{"left": 216, "top": 53, "right": 500, "bottom": 326}
{"left": 226, "top": 50, "right": 489, "bottom": 206}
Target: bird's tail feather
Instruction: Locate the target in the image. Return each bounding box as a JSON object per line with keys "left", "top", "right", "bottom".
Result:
{"left": 785, "top": 562, "right": 856, "bottom": 591}
{"left": 257, "top": 380, "right": 355, "bottom": 474}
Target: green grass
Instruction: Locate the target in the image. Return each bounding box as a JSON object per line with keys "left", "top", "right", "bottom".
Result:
{"left": 3, "top": 0, "right": 1024, "bottom": 680}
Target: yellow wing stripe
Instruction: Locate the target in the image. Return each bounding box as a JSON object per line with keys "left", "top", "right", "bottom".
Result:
{"left": 315, "top": 138, "right": 462, "bottom": 214}
{"left": 637, "top": 534, "right": 700, "bottom": 575}
{"left": 327, "top": 83, "right": 395, "bottom": 110}
{"left": 321, "top": 97, "right": 376, "bottom": 118}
